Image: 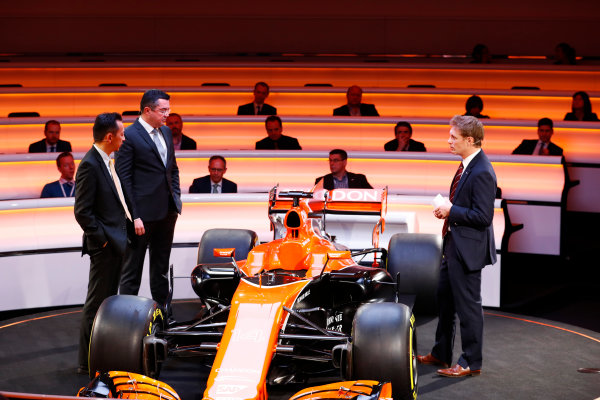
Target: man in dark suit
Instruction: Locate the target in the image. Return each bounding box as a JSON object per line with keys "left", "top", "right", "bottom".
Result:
{"left": 384, "top": 121, "right": 427, "bottom": 152}
{"left": 315, "top": 149, "right": 373, "bottom": 190}
{"left": 189, "top": 155, "right": 237, "bottom": 193}
{"left": 418, "top": 115, "right": 496, "bottom": 378}
{"left": 512, "top": 118, "right": 563, "bottom": 156}
{"left": 237, "top": 82, "right": 277, "bottom": 115}
{"left": 166, "top": 113, "right": 197, "bottom": 150}
{"left": 116, "top": 89, "right": 182, "bottom": 310}
{"left": 28, "top": 120, "right": 72, "bottom": 153}
{"left": 333, "top": 85, "right": 379, "bottom": 116}
{"left": 74, "top": 112, "right": 131, "bottom": 375}
{"left": 41, "top": 152, "right": 76, "bottom": 198}
{"left": 255, "top": 115, "right": 302, "bottom": 150}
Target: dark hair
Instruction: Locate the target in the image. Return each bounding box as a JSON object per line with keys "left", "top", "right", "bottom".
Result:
{"left": 555, "top": 42, "right": 576, "bottom": 65}
{"left": 329, "top": 149, "right": 348, "bottom": 160}
{"left": 471, "top": 44, "right": 490, "bottom": 63}
{"left": 449, "top": 115, "right": 484, "bottom": 147}
{"left": 44, "top": 120, "right": 60, "bottom": 131}
{"left": 538, "top": 117, "right": 553, "bottom": 129}
{"left": 167, "top": 112, "right": 182, "bottom": 121}
{"left": 394, "top": 121, "right": 413, "bottom": 135}
{"left": 265, "top": 115, "right": 282, "bottom": 128}
{"left": 209, "top": 155, "right": 226, "bottom": 167}
{"left": 254, "top": 82, "right": 269, "bottom": 91}
{"left": 56, "top": 151, "right": 73, "bottom": 167}
{"left": 140, "top": 89, "right": 170, "bottom": 113}
{"left": 465, "top": 95, "right": 484, "bottom": 114}
{"left": 572, "top": 91, "right": 593, "bottom": 115}
{"left": 93, "top": 112, "right": 123, "bottom": 142}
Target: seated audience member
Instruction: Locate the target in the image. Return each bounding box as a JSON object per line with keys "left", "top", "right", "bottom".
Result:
{"left": 255, "top": 116, "right": 302, "bottom": 150}
{"left": 463, "top": 95, "right": 489, "bottom": 119}
{"left": 315, "top": 149, "right": 373, "bottom": 190}
{"left": 237, "top": 82, "right": 277, "bottom": 115}
{"left": 512, "top": 118, "right": 563, "bottom": 156}
{"left": 384, "top": 121, "right": 427, "bottom": 152}
{"left": 564, "top": 91, "right": 599, "bottom": 122}
{"left": 471, "top": 44, "right": 491, "bottom": 64}
{"left": 28, "top": 120, "right": 72, "bottom": 153}
{"left": 189, "top": 155, "right": 237, "bottom": 193}
{"left": 333, "top": 85, "right": 379, "bottom": 116}
{"left": 166, "top": 113, "right": 197, "bottom": 149}
{"left": 41, "top": 152, "right": 76, "bottom": 198}
{"left": 554, "top": 42, "right": 576, "bottom": 65}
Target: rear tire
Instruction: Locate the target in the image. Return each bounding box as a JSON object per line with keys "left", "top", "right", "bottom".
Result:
{"left": 197, "top": 228, "right": 258, "bottom": 264}
{"left": 387, "top": 233, "right": 441, "bottom": 315}
{"left": 89, "top": 295, "right": 163, "bottom": 379}
{"left": 350, "top": 302, "right": 417, "bottom": 400}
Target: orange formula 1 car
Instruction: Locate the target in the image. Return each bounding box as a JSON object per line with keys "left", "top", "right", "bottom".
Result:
{"left": 79, "top": 188, "right": 441, "bottom": 400}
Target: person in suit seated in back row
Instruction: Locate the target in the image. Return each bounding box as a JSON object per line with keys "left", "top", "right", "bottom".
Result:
{"left": 28, "top": 120, "right": 72, "bottom": 153}
{"left": 237, "top": 82, "right": 277, "bottom": 115}
{"left": 189, "top": 155, "right": 237, "bottom": 193}
{"left": 384, "top": 121, "right": 427, "bottom": 152}
{"left": 255, "top": 115, "right": 302, "bottom": 150}
{"left": 333, "top": 85, "right": 379, "bottom": 117}
{"left": 512, "top": 118, "right": 563, "bottom": 156}
{"left": 41, "top": 152, "right": 77, "bottom": 198}
{"left": 315, "top": 149, "right": 373, "bottom": 190}
{"left": 166, "top": 113, "right": 197, "bottom": 150}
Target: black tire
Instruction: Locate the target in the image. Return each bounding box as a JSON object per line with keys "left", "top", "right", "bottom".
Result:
{"left": 387, "top": 233, "right": 441, "bottom": 315}
{"left": 89, "top": 295, "right": 163, "bottom": 379}
{"left": 197, "top": 228, "right": 258, "bottom": 264}
{"left": 350, "top": 303, "right": 417, "bottom": 400}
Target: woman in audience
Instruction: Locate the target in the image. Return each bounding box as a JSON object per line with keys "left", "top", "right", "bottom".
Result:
{"left": 463, "top": 95, "right": 489, "bottom": 119}
{"left": 564, "top": 91, "right": 599, "bottom": 121}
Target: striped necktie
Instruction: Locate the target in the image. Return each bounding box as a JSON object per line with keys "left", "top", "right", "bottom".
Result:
{"left": 442, "top": 162, "right": 464, "bottom": 237}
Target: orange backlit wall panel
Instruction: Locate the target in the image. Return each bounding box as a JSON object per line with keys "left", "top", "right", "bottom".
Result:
{"left": 0, "top": 90, "right": 592, "bottom": 120}
{"left": 1, "top": 119, "right": 598, "bottom": 164}
{"left": 1, "top": 65, "right": 599, "bottom": 91}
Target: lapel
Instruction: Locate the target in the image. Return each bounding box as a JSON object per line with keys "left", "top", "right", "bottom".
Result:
{"left": 91, "top": 147, "right": 120, "bottom": 202}
{"left": 135, "top": 119, "right": 166, "bottom": 167}
{"left": 454, "top": 151, "right": 482, "bottom": 199}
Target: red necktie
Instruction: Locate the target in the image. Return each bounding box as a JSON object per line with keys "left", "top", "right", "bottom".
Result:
{"left": 442, "top": 163, "right": 464, "bottom": 237}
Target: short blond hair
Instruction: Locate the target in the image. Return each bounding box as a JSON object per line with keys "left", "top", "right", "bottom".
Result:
{"left": 450, "top": 115, "right": 484, "bottom": 147}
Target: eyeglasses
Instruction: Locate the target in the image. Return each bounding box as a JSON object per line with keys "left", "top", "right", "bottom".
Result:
{"left": 329, "top": 158, "right": 344, "bottom": 163}
{"left": 153, "top": 107, "right": 170, "bottom": 115}
{"left": 209, "top": 168, "right": 225, "bottom": 172}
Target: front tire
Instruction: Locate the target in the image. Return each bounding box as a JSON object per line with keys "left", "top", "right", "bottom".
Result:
{"left": 350, "top": 302, "right": 417, "bottom": 400}
{"left": 88, "top": 295, "right": 164, "bottom": 379}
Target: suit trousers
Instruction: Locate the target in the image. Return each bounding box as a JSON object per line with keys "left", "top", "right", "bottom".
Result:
{"left": 431, "top": 232, "right": 484, "bottom": 370}
{"left": 119, "top": 211, "right": 178, "bottom": 306}
{"left": 78, "top": 244, "right": 124, "bottom": 367}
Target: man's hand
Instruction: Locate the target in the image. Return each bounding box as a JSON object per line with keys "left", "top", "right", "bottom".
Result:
{"left": 134, "top": 218, "right": 145, "bottom": 236}
{"left": 434, "top": 199, "right": 452, "bottom": 220}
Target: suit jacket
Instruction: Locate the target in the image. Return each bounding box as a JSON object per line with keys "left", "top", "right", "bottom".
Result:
{"left": 180, "top": 134, "right": 197, "bottom": 150}
{"left": 447, "top": 150, "right": 497, "bottom": 272}
{"left": 314, "top": 172, "right": 373, "bottom": 190}
{"left": 189, "top": 175, "right": 237, "bottom": 193}
{"left": 74, "top": 147, "right": 129, "bottom": 256}
{"left": 237, "top": 103, "right": 277, "bottom": 115}
{"left": 384, "top": 138, "right": 427, "bottom": 152}
{"left": 512, "top": 139, "right": 563, "bottom": 156}
{"left": 28, "top": 139, "right": 72, "bottom": 153}
{"left": 333, "top": 103, "right": 379, "bottom": 117}
{"left": 115, "top": 119, "right": 181, "bottom": 222}
{"left": 41, "top": 180, "right": 76, "bottom": 198}
{"left": 255, "top": 135, "right": 302, "bottom": 150}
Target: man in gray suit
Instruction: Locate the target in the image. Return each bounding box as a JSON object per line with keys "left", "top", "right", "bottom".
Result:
{"left": 74, "top": 112, "right": 131, "bottom": 375}
{"left": 418, "top": 115, "right": 497, "bottom": 378}
{"left": 116, "top": 89, "right": 181, "bottom": 310}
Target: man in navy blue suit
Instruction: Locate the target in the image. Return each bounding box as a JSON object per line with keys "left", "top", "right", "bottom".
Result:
{"left": 189, "top": 155, "right": 237, "bottom": 193}
{"left": 116, "top": 89, "right": 181, "bottom": 309}
{"left": 41, "top": 152, "right": 76, "bottom": 198}
{"left": 418, "top": 115, "right": 497, "bottom": 378}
